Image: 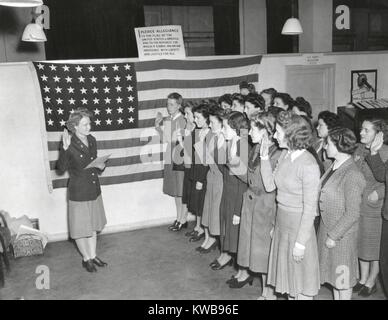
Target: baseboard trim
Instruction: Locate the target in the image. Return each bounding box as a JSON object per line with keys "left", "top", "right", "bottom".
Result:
{"left": 47, "top": 215, "right": 196, "bottom": 243}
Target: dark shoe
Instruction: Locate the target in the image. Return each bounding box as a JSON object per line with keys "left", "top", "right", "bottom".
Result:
{"left": 229, "top": 276, "right": 254, "bottom": 289}
{"left": 209, "top": 259, "right": 219, "bottom": 268}
{"left": 226, "top": 276, "right": 236, "bottom": 285}
{"left": 185, "top": 229, "right": 197, "bottom": 237}
{"left": 198, "top": 241, "right": 218, "bottom": 254}
{"left": 359, "top": 284, "right": 377, "bottom": 297}
{"left": 189, "top": 232, "right": 205, "bottom": 242}
{"left": 82, "top": 260, "right": 97, "bottom": 273}
{"left": 353, "top": 282, "right": 365, "bottom": 293}
{"left": 196, "top": 246, "right": 205, "bottom": 252}
{"left": 171, "top": 222, "right": 188, "bottom": 232}
{"left": 211, "top": 258, "right": 233, "bottom": 270}
{"left": 92, "top": 257, "right": 108, "bottom": 267}
{"left": 168, "top": 220, "right": 179, "bottom": 231}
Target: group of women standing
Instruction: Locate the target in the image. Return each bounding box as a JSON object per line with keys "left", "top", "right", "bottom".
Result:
{"left": 157, "top": 88, "right": 388, "bottom": 300}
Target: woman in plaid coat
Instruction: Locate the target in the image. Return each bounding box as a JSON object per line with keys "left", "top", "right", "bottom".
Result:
{"left": 318, "top": 127, "right": 366, "bottom": 300}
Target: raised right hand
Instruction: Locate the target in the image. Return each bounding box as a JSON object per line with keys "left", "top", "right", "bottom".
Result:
{"left": 155, "top": 112, "right": 163, "bottom": 127}
{"left": 260, "top": 131, "right": 270, "bottom": 158}
{"left": 370, "top": 131, "right": 384, "bottom": 155}
{"left": 62, "top": 129, "right": 71, "bottom": 150}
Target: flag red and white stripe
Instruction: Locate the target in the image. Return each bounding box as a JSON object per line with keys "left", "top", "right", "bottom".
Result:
{"left": 32, "top": 55, "right": 261, "bottom": 190}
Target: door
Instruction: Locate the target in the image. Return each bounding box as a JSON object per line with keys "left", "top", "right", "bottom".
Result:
{"left": 286, "top": 64, "right": 336, "bottom": 120}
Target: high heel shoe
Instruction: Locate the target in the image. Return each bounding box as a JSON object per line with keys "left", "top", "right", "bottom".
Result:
{"left": 82, "top": 260, "right": 97, "bottom": 273}
{"left": 209, "top": 259, "right": 219, "bottom": 268}
{"left": 92, "top": 257, "right": 108, "bottom": 267}
{"left": 353, "top": 281, "right": 365, "bottom": 293}
{"left": 185, "top": 229, "right": 197, "bottom": 237}
{"left": 171, "top": 222, "right": 188, "bottom": 232}
{"left": 358, "top": 284, "right": 377, "bottom": 297}
{"left": 211, "top": 258, "right": 233, "bottom": 270}
{"left": 168, "top": 220, "right": 179, "bottom": 231}
{"left": 228, "top": 276, "right": 254, "bottom": 288}
{"left": 226, "top": 276, "right": 236, "bottom": 285}
{"left": 189, "top": 232, "right": 205, "bottom": 242}
{"left": 198, "top": 241, "right": 218, "bottom": 254}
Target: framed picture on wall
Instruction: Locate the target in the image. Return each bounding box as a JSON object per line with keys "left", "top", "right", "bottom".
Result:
{"left": 351, "top": 69, "right": 377, "bottom": 102}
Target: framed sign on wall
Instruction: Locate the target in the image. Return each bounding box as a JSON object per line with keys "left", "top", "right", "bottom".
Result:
{"left": 351, "top": 69, "right": 377, "bottom": 102}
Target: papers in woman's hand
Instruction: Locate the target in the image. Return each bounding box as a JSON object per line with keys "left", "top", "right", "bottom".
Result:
{"left": 85, "top": 154, "right": 111, "bottom": 169}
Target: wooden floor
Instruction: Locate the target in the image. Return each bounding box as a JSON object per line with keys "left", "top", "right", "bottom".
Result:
{"left": 0, "top": 223, "right": 386, "bottom": 300}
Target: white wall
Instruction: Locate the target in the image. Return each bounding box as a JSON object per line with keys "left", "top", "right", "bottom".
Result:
{"left": 1, "top": 51, "right": 388, "bottom": 242}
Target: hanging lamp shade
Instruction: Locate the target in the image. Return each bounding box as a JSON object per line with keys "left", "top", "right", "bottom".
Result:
{"left": 0, "top": 0, "right": 43, "bottom": 7}
{"left": 22, "top": 22, "right": 46, "bottom": 42}
{"left": 281, "top": 18, "right": 303, "bottom": 35}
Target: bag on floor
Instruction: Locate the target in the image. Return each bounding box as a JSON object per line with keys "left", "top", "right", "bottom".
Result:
{"left": 13, "top": 234, "right": 44, "bottom": 258}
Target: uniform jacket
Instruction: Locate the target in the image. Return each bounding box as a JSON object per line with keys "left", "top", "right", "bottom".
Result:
{"left": 319, "top": 158, "right": 366, "bottom": 241}
{"left": 57, "top": 134, "right": 102, "bottom": 201}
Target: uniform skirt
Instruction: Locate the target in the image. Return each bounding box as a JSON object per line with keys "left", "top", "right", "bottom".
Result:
{"left": 163, "top": 164, "right": 184, "bottom": 197}
{"left": 182, "top": 168, "right": 192, "bottom": 205}
{"left": 237, "top": 189, "right": 276, "bottom": 273}
{"left": 318, "top": 220, "right": 359, "bottom": 289}
{"left": 188, "top": 180, "right": 207, "bottom": 217}
{"left": 358, "top": 215, "right": 383, "bottom": 261}
{"left": 201, "top": 165, "right": 223, "bottom": 236}
{"left": 68, "top": 195, "right": 107, "bottom": 239}
{"left": 267, "top": 207, "right": 320, "bottom": 297}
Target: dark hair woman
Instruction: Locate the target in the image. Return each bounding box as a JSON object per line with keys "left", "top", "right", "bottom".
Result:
{"left": 244, "top": 93, "right": 265, "bottom": 119}
{"left": 199, "top": 105, "right": 227, "bottom": 253}
{"left": 318, "top": 127, "right": 366, "bottom": 300}
{"left": 211, "top": 112, "right": 249, "bottom": 282}
{"left": 293, "top": 97, "right": 313, "bottom": 119}
{"left": 260, "top": 111, "right": 321, "bottom": 299}
{"left": 273, "top": 92, "right": 294, "bottom": 111}
{"left": 353, "top": 118, "right": 388, "bottom": 297}
{"left": 57, "top": 108, "right": 108, "bottom": 273}
{"left": 175, "top": 102, "right": 197, "bottom": 233}
{"left": 231, "top": 93, "right": 245, "bottom": 113}
{"left": 235, "top": 111, "right": 282, "bottom": 298}
{"left": 260, "top": 88, "right": 278, "bottom": 110}
{"left": 186, "top": 103, "right": 212, "bottom": 242}
{"left": 218, "top": 94, "right": 233, "bottom": 111}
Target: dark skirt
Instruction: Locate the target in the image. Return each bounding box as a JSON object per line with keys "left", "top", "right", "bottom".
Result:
{"left": 187, "top": 179, "right": 207, "bottom": 217}
{"left": 182, "top": 168, "right": 192, "bottom": 205}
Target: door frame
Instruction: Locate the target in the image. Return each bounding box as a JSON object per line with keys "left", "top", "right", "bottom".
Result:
{"left": 286, "top": 63, "right": 336, "bottom": 114}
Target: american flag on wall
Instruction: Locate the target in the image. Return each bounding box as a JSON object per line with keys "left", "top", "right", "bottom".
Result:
{"left": 32, "top": 55, "right": 261, "bottom": 190}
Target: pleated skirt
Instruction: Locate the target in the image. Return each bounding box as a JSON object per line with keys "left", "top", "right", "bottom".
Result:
{"left": 68, "top": 195, "right": 107, "bottom": 239}
{"left": 267, "top": 207, "right": 320, "bottom": 297}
